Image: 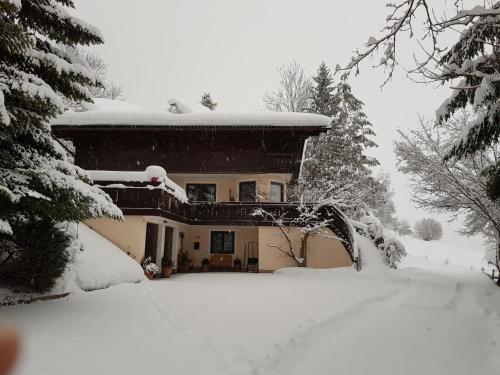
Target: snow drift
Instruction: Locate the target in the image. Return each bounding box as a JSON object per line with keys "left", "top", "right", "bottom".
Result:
{"left": 64, "top": 224, "right": 144, "bottom": 291}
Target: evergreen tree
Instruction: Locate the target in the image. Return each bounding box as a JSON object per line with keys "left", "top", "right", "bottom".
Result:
{"left": 299, "top": 71, "right": 383, "bottom": 218}
{"left": 200, "top": 92, "right": 217, "bottom": 110}
{"left": 308, "top": 62, "right": 335, "bottom": 117}
{"left": 0, "top": 0, "right": 121, "bottom": 289}
{"left": 331, "top": 77, "right": 378, "bottom": 171}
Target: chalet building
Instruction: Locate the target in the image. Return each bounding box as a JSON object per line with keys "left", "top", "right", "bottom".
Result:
{"left": 51, "top": 99, "right": 356, "bottom": 272}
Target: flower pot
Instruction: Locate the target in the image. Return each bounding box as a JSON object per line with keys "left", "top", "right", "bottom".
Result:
{"left": 202, "top": 264, "right": 209, "bottom": 272}
{"left": 162, "top": 266, "right": 172, "bottom": 278}
{"left": 145, "top": 271, "right": 155, "bottom": 280}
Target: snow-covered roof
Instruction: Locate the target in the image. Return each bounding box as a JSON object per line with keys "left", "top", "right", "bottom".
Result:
{"left": 51, "top": 99, "right": 331, "bottom": 128}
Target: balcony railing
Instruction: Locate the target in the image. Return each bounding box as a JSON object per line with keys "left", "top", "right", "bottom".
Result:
{"left": 102, "top": 187, "right": 355, "bottom": 262}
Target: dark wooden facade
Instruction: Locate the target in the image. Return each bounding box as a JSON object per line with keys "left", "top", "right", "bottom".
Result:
{"left": 53, "top": 126, "right": 324, "bottom": 178}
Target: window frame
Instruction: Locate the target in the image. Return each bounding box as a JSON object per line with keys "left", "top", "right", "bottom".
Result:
{"left": 238, "top": 180, "right": 257, "bottom": 202}
{"left": 185, "top": 183, "right": 217, "bottom": 202}
{"left": 210, "top": 231, "right": 235, "bottom": 254}
{"left": 270, "top": 181, "right": 285, "bottom": 203}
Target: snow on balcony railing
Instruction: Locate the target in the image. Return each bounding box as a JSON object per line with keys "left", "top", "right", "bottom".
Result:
{"left": 87, "top": 165, "right": 188, "bottom": 203}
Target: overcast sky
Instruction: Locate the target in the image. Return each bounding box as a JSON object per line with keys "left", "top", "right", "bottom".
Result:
{"left": 73, "top": 0, "right": 482, "bottom": 248}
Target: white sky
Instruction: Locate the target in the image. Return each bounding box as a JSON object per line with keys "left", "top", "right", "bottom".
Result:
{"left": 74, "top": 0, "right": 484, "bottom": 249}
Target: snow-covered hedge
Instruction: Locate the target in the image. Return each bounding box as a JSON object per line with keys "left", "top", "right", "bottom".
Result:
{"left": 354, "top": 214, "right": 407, "bottom": 268}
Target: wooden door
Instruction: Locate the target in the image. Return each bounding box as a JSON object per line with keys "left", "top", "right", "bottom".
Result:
{"left": 144, "top": 223, "right": 159, "bottom": 263}
{"left": 163, "top": 226, "right": 173, "bottom": 261}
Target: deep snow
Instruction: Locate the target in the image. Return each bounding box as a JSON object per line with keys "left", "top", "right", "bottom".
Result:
{"left": 62, "top": 224, "right": 144, "bottom": 292}
{"left": 50, "top": 98, "right": 331, "bottom": 128}
{"left": 1, "top": 234, "right": 499, "bottom": 375}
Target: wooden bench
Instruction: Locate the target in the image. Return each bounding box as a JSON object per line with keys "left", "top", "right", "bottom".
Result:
{"left": 210, "top": 254, "right": 233, "bottom": 270}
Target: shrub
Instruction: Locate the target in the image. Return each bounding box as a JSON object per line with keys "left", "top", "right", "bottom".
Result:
{"left": 359, "top": 214, "right": 384, "bottom": 245}
{"left": 0, "top": 218, "right": 71, "bottom": 292}
{"left": 358, "top": 214, "right": 407, "bottom": 268}
{"left": 414, "top": 218, "right": 443, "bottom": 241}
{"left": 141, "top": 256, "right": 159, "bottom": 276}
{"left": 378, "top": 237, "right": 407, "bottom": 268}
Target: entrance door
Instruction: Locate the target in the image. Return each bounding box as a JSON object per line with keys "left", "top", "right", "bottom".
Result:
{"left": 163, "top": 226, "right": 173, "bottom": 261}
{"left": 144, "top": 223, "right": 159, "bottom": 263}
{"left": 239, "top": 181, "right": 256, "bottom": 202}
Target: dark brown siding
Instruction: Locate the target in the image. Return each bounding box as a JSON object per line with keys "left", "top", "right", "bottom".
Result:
{"left": 55, "top": 128, "right": 316, "bottom": 177}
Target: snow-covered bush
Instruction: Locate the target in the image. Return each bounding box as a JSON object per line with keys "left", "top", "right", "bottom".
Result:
{"left": 414, "top": 218, "right": 443, "bottom": 241}
{"left": 378, "top": 237, "right": 407, "bottom": 268}
{"left": 357, "top": 214, "right": 406, "bottom": 268}
{"left": 142, "top": 257, "right": 159, "bottom": 276}
{"left": 359, "top": 214, "right": 384, "bottom": 245}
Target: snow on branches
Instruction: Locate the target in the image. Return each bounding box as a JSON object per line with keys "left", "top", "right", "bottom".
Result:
{"left": 252, "top": 197, "right": 349, "bottom": 268}
{"left": 341, "top": 1, "right": 500, "bottom": 164}
{"left": 394, "top": 110, "right": 500, "bottom": 240}
{"left": 0, "top": 0, "right": 120, "bottom": 245}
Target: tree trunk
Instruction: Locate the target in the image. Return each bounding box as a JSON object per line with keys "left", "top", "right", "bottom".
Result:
{"left": 496, "top": 239, "right": 500, "bottom": 287}
{"left": 300, "top": 232, "right": 310, "bottom": 268}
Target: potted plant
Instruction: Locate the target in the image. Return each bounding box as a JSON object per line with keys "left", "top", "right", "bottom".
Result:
{"left": 142, "top": 256, "right": 159, "bottom": 280}
{"left": 233, "top": 257, "right": 242, "bottom": 272}
{"left": 201, "top": 258, "right": 210, "bottom": 272}
{"left": 161, "top": 257, "right": 174, "bottom": 278}
{"left": 177, "top": 249, "right": 192, "bottom": 273}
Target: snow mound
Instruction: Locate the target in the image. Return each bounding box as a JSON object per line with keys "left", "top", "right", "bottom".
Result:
{"left": 68, "top": 224, "right": 144, "bottom": 291}
{"left": 167, "top": 97, "right": 211, "bottom": 113}
{"left": 80, "top": 98, "right": 145, "bottom": 113}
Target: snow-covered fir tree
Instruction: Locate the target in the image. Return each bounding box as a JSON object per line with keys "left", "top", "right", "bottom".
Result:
{"left": 0, "top": 0, "right": 121, "bottom": 290}
{"left": 200, "top": 92, "right": 217, "bottom": 110}
{"left": 299, "top": 68, "right": 387, "bottom": 220}
{"left": 308, "top": 62, "right": 335, "bottom": 117}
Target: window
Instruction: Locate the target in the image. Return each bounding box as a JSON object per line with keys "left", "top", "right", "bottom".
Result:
{"left": 210, "top": 231, "right": 235, "bottom": 254}
{"left": 239, "top": 181, "right": 256, "bottom": 202}
{"left": 270, "top": 182, "right": 284, "bottom": 203}
{"left": 186, "top": 184, "right": 216, "bottom": 202}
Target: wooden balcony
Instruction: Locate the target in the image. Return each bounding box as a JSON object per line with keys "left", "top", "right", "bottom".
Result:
{"left": 102, "top": 187, "right": 355, "bottom": 262}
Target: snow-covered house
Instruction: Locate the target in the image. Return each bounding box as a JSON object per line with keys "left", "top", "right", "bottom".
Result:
{"left": 51, "top": 99, "right": 355, "bottom": 272}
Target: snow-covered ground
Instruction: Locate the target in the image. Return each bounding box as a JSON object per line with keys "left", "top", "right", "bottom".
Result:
{"left": 401, "top": 235, "right": 485, "bottom": 270}
{"left": 1, "top": 234, "right": 499, "bottom": 375}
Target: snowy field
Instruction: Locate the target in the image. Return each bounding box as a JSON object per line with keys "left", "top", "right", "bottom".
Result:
{"left": 1, "top": 235, "right": 500, "bottom": 375}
